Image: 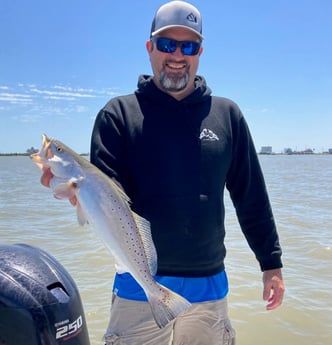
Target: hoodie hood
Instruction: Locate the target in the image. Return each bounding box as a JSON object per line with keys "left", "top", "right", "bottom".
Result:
{"left": 135, "top": 74, "right": 212, "bottom": 104}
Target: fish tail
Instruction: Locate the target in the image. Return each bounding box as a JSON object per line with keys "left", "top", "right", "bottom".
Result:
{"left": 147, "top": 283, "right": 191, "bottom": 329}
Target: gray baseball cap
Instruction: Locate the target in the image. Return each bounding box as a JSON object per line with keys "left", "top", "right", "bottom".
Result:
{"left": 150, "top": 1, "right": 203, "bottom": 40}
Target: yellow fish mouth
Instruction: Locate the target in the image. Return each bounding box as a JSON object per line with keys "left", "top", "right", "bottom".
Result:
{"left": 30, "top": 134, "right": 54, "bottom": 170}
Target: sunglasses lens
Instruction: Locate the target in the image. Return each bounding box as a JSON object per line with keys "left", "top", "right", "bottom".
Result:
{"left": 181, "top": 41, "right": 200, "bottom": 56}
{"left": 155, "top": 38, "right": 200, "bottom": 56}
{"left": 156, "top": 38, "right": 176, "bottom": 53}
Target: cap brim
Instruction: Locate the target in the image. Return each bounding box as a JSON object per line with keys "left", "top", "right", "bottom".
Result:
{"left": 151, "top": 25, "right": 204, "bottom": 40}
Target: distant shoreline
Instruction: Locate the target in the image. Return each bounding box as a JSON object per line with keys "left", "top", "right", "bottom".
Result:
{"left": 0, "top": 153, "right": 32, "bottom": 157}
{"left": 258, "top": 152, "right": 332, "bottom": 156}
{"left": 0, "top": 153, "right": 89, "bottom": 157}
{"left": 0, "top": 152, "right": 330, "bottom": 157}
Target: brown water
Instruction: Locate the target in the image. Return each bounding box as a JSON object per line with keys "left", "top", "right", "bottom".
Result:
{"left": 0, "top": 155, "right": 331, "bottom": 344}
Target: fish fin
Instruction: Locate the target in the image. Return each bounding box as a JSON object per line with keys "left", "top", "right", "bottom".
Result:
{"left": 147, "top": 283, "right": 191, "bottom": 328}
{"left": 76, "top": 201, "right": 89, "bottom": 226}
{"left": 50, "top": 177, "right": 80, "bottom": 200}
{"left": 52, "top": 182, "right": 76, "bottom": 200}
{"left": 110, "top": 178, "right": 131, "bottom": 204}
{"left": 132, "top": 212, "right": 157, "bottom": 276}
{"left": 115, "top": 263, "right": 129, "bottom": 274}
{"left": 50, "top": 176, "right": 77, "bottom": 199}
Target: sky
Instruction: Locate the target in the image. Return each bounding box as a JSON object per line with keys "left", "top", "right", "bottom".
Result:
{"left": 0, "top": 0, "right": 331, "bottom": 154}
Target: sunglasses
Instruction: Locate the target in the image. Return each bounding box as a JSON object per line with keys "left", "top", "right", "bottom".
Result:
{"left": 151, "top": 37, "right": 201, "bottom": 56}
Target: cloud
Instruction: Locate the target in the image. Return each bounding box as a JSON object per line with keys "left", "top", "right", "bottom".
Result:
{"left": 29, "top": 87, "right": 96, "bottom": 99}
{"left": 0, "top": 92, "right": 33, "bottom": 104}
{"left": 0, "top": 83, "right": 117, "bottom": 104}
{"left": 11, "top": 113, "right": 43, "bottom": 123}
{"left": 0, "top": 83, "right": 118, "bottom": 122}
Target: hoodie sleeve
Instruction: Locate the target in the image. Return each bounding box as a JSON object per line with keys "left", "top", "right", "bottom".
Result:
{"left": 90, "top": 101, "right": 127, "bottom": 187}
{"left": 226, "top": 109, "right": 283, "bottom": 271}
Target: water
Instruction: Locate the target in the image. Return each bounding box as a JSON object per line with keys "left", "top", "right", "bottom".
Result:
{"left": 0, "top": 155, "right": 331, "bottom": 344}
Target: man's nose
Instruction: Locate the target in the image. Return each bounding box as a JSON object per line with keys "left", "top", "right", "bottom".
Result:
{"left": 171, "top": 46, "right": 184, "bottom": 57}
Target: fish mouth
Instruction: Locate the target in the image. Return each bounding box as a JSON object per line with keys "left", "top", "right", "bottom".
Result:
{"left": 30, "top": 134, "right": 54, "bottom": 169}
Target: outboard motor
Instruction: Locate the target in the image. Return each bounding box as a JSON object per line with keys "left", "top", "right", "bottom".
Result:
{"left": 0, "top": 244, "right": 90, "bottom": 345}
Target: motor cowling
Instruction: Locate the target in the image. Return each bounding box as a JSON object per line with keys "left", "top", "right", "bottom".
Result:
{"left": 0, "top": 244, "right": 90, "bottom": 345}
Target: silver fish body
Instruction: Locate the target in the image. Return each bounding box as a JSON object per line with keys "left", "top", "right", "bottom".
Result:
{"left": 31, "top": 134, "right": 191, "bottom": 328}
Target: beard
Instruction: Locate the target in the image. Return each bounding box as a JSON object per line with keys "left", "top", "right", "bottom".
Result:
{"left": 159, "top": 68, "right": 189, "bottom": 92}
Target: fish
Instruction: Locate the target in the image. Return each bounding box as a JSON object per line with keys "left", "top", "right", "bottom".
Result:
{"left": 31, "top": 134, "right": 191, "bottom": 328}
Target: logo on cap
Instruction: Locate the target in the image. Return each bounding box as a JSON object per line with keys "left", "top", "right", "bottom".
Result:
{"left": 187, "top": 13, "right": 197, "bottom": 23}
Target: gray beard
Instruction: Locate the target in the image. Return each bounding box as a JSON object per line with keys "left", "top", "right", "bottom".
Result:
{"left": 159, "top": 71, "right": 189, "bottom": 92}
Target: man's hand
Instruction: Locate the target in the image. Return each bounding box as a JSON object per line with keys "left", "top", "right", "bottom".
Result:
{"left": 263, "top": 268, "right": 285, "bottom": 310}
{"left": 40, "top": 167, "right": 77, "bottom": 206}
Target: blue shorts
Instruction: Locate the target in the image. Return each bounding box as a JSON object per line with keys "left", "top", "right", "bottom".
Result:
{"left": 112, "top": 270, "right": 229, "bottom": 303}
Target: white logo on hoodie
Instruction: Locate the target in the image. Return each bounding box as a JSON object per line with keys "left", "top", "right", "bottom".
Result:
{"left": 199, "top": 129, "right": 219, "bottom": 142}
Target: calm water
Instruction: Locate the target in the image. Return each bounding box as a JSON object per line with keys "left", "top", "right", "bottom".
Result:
{"left": 0, "top": 155, "right": 331, "bottom": 344}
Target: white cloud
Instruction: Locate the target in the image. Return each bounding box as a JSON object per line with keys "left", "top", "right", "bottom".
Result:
{"left": 75, "top": 105, "right": 89, "bottom": 113}
{"left": 0, "top": 83, "right": 118, "bottom": 104}
{"left": 29, "top": 87, "right": 96, "bottom": 99}
{"left": 0, "top": 92, "right": 33, "bottom": 104}
{"left": 0, "top": 83, "right": 118, "bottom": 123}
{"left": 46, "top": 96, "right": 77, "bottom": 101}
{"left": 52, "top": 84, "right": 117, "bottom": 97}
{"left": 11, "top": 113, "right": 43, "bottom": 122}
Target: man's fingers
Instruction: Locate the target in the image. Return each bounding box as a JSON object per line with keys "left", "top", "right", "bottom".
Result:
{"left": 263, "top": 268, "right": 285, "bottom": 310}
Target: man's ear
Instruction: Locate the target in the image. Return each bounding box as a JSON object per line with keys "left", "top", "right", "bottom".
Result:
{"left": 199, "top": 46, "right": 203, "bottom": 56}
{"left": 146, "top": 40, "right": 153, "bottom": 53}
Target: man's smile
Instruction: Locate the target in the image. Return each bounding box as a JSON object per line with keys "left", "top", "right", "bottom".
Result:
{"left": 165, "top": 61, "right": 187, "bottom": 70}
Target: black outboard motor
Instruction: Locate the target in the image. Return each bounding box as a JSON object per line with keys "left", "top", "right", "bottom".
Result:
{"left": 0, "top": 244, "right": 90, "bottom": 345}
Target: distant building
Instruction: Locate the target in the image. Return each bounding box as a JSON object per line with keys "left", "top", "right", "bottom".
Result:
{"left": 26, "top": 147, "right": 38, "bottom": 155}
{"left": 329, "top": 148, "right": 332, "bottom": 154}
{"left": 260, "top": 146, "right": 273, "bottom": 154}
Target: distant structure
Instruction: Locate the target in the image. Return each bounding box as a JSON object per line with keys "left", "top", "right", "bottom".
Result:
{"left": 26, "top": 147, "right": 38, "bottom": 155}
{"left": 284, "top": 148, "right": 314, "bottom": 155}
{"left": 329, "top": 148, "right": 332, "bottom": 154}
{"left": 260, "top": 146, "right": 273, "bottom": 154}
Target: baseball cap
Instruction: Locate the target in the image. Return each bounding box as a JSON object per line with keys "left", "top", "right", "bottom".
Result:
{"left": 150, "top": 1, "right": 203, "bottom": 40}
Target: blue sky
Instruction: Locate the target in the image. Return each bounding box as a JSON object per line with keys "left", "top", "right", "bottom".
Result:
{"left": 1, "top": 0, "right": 331, "bottom": 154}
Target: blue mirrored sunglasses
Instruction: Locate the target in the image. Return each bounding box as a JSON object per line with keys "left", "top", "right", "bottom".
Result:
{"left": 151, "top": 37, "right": 201, "bottom": 56}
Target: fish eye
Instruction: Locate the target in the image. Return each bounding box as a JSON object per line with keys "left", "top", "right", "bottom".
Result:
{"left": 56, "top": 146, "right": 63, "bottom": 153}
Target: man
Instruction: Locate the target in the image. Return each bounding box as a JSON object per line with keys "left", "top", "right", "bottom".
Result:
{"left": 42, "top": 1, "right": 284, "bottom": 344}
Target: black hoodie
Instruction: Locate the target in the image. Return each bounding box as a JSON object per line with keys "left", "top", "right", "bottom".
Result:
{"left": 90, "top": 75, "right": 282, "bottom": 277}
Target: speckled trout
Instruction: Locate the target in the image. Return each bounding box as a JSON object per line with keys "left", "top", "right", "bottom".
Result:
{"left": 31, "top": 134, "right": 191, "bottom": 328}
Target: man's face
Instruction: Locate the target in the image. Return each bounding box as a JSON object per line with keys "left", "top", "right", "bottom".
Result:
{"left": 146, "top": 27, "right": 203, "bottom": 100}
